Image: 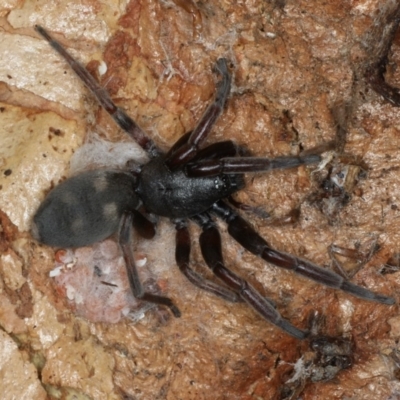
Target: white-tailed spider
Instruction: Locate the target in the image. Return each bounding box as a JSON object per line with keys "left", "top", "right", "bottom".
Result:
{"left": 32, "top": 26, "right": 395, "bottom": 339}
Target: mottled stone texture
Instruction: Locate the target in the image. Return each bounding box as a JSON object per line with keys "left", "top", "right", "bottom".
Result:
{"left": 1, "top": 0, "right": 400, "bottom": 398}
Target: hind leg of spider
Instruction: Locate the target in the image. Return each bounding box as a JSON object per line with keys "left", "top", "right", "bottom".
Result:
{"left": 212, "top": 201, "right": 395, "bottom": 305}
{"left": 192, "top": 213, "right": 308, "bottom": 339}
{"left": 34, "top": 25, "right": 159, "bottom": 156}
{"left": 174, "top": 219, "right": 240, "bottom": 302}
{"left": 131, "top": 210, "right": 156, "bottom": 239}
{"left": 119, "top": 213, "right": 181, "bottom": 317}
{"left": 165, "top": 58, "right": 232, "bottom": 169}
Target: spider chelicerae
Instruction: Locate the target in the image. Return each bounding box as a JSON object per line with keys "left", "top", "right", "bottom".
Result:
{"left": 32, "top": 25, "right": 395, "bottom": 339}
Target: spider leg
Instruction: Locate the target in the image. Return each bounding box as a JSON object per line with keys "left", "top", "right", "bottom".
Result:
{"left": 228, "top": 196, "right": 301, "bottom": 223}
{"left": 35, "top": 25, "right": 159, "bottom": 157}
{"left": 190, "top": 140, "right": 242, "bottom": 161}
{"left": 186, "top": 154, "right": 321, "bottom": 177}
{"left": 168, "top": 137, "right": 240, "bottom": 164}
{"left": 165, "top": 58, "right": 231, "bottom": 169}
{"left": 131, "top": 210, "right": 156, "bottom": 239}
{"left": 191, "top": 213, "right": 307, "bottom": 339}
{"left": 174, "top": 219, "right": 241, "bottom": 302}
{"left": 119, "top": 213, "right": 181, "bottom": 317}
{"left": 228, "top": 196, "right": 271, "bottom": 219}
{"left": 168, "top": 130, "right": 247, "bottom": 163}
{"left": 366, "top": 55, "right": 400, "bottom": 107}
{"left": 365, "top": 10, "right": 400, "bottom": 106}
{"left": 212, "top": 201, "right": 395, "bottom": 305}
{"left": 167, "top": 131, "right": 193, "bottom": 156}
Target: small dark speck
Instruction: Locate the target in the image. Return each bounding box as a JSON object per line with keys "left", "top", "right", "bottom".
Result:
{"left": 49, "top": 127, "right": 64, "bottom": 137}
{"left": 101, "top": 281, "right": 118, "bottom": 287}
{"left": 42, "top": 154, "right": 47, "bottom": 158}
{"left": 94, "top": 265, "right": 102, "bottom": 276}
{"left": 4, "top": 169, "right": 12, "bottom": 176}
{"left": 0, "top": 185, "right": 2, "bottom": 190}
{"left": 0, "top": 107, "right": 5, "bottom": 112}
{"left": 391, "top": 204, "right": 398, "bottom": 210}
{"left": 7, "top": 74, "right": 12, "bottom": 79}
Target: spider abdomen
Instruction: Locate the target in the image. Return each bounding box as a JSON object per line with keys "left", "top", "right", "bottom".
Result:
{"left": 137, "top": 158, "right": 245, "bottom": 218}
{"left": 32, "top": 170, "right": 139, "bottom": 248}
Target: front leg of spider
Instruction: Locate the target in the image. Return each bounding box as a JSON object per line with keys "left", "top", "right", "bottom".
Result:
{"left": 212, "top": 201, "right": 395, "bottom": 306}
{"left": 165, "top": 58, "right": 232, "bottom": 168}
{"left": 165, "top": 59, "right": 321, "bottom": 175}
{"left": 120, "top": 213, "right": 181, "bottom": 317}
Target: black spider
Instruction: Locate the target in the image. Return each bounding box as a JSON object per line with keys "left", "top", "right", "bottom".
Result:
{"left": 32, "top": 26, "right": 395, "bottom": 339}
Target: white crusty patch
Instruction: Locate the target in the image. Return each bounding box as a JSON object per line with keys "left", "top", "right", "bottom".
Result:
{"left": 69, "top": 133, "right": 148, "bottom": 174}
{"left": 51, "top": 239, "right": 154, "bottom": 323}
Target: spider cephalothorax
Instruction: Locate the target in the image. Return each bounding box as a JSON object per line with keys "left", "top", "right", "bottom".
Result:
{"left": 32, "top": 25, "right": 394, "bottom": 339}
